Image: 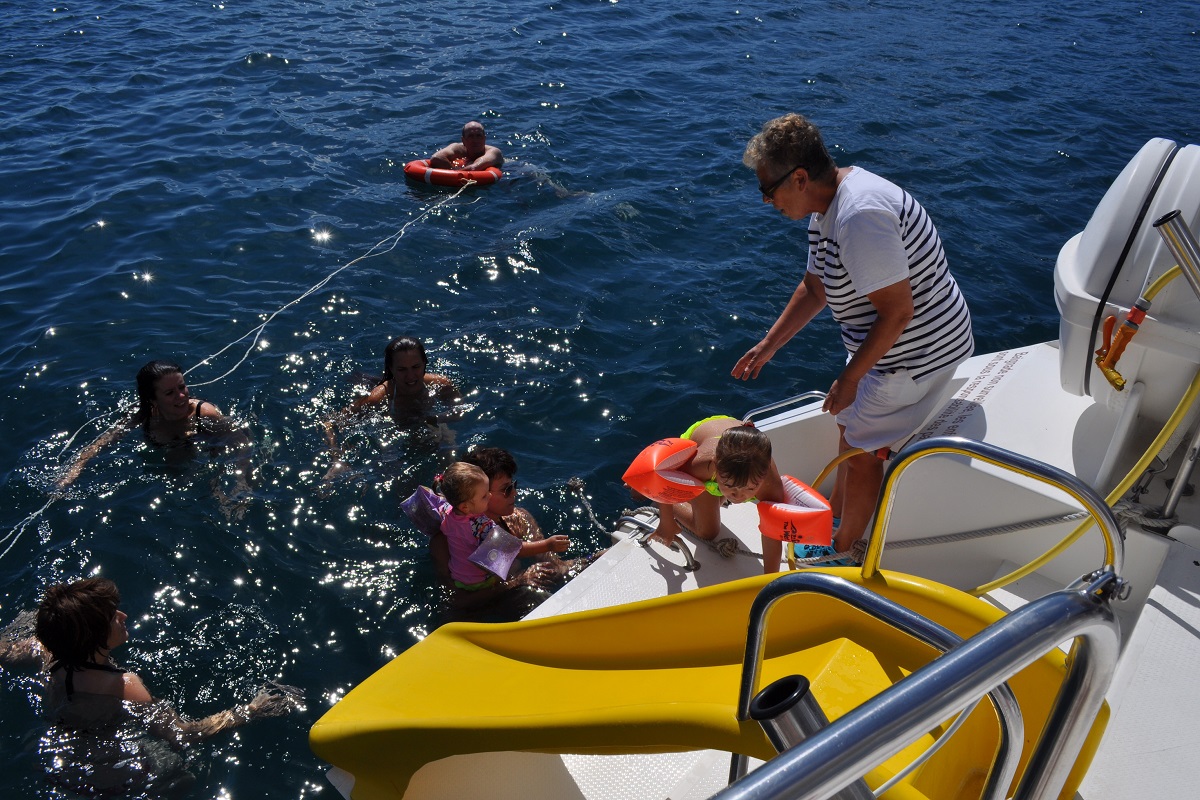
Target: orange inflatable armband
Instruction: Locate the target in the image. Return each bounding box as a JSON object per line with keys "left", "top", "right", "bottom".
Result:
{"left": 757, "top": 476, "right": 833, "bottom": 544}
{"left": 622, "top": 438, "right": 705, "bottom": 504}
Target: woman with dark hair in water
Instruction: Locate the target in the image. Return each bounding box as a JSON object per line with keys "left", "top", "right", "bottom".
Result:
{"left": 428, "top": 446, "right": 603, "bottom": 599}
{"left": 55, "top": 359, "right": 245, "bottom": 492}
{"left": 322, "top": 335, "right": 461, "bottom": 479}
{"left": 31, "top": 577, "right": 299, "bottom": 742}
{"left": 0, "top": 578, "right": 301, "bottom": 794}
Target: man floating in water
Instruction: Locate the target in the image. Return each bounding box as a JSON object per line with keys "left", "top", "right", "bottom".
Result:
{"left": 428, "top": 121, "right": 504, "bottom": 171}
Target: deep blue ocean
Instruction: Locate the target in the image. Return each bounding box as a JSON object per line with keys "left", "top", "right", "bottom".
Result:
{"left": 1, "top": 0, "right": 1198, "bottom": 797}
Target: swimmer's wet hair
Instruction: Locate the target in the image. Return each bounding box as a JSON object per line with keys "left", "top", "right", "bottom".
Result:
{"left": 440, "top": 462, "right": 488, "bottom": 509}
{"left": 36, "top": 577, "right": 122, "bottom": 670}
{"left": 135, "top": 359, "right": 184, "bottom": 419}
{"left": 714, "top": 425, "right": 772, "bottom": 488}
{"left": 381, "top": 336, "right": 428, "bottom": 384}
{"left": 463, "top": 447, "right": 517, "bottom": 480}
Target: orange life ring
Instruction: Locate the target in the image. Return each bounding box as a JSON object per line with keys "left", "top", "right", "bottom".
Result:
{"left": 757, "top": 476, "right": 833, "bottom": 545}
{"left": 403, "top": 159, "right": 502, "bottom": 187}
{"left": 622, "top": 438, "right": 705, "bottom": 504}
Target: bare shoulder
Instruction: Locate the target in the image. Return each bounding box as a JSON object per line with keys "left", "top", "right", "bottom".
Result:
{"left": 758, "top": 469, "right": 787, "bottom": 503}
{"left": 122, "top": 671, "right": 154, "bottom": 704}
{"left": 346, "top": 381, "right": 388, "bottom": 412}
{"left": 693, "top": 416, "right": 742, "bottom": 441}
{"left": 505, "top": 507, "right": 543, "bottom": 541}
{"left": 688, "top": 449, "right": 716, "bottom": 480}
{"left": 424, "top": 372, "right": 459, "bottom": 399}
{"left": 687, "top": 417, "right": 739, "bottom": 473}
{"left": 364, "top": 381, "right": 390, "bottom": 403}
{"left": 196, "top": 400, "right": 225, "bottom": 419}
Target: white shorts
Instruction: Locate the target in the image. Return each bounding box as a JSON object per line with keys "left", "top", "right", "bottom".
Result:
{"left": 837, "top": 364, "right": 957, "bottom": 453}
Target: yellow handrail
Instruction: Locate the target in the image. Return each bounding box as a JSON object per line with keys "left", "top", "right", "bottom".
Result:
{"left": 969, "top": 265, "right": 1189, "bottom": 594}
{"left": 860, "top": 438, "right": 1126, "bottom": 583}
{"left": 968, "top": 365, "right": 1200, "bottom": 594}
{"left": 812, "top": 446, "right": 865, "bottom": 491}
{"left": 972, "top": 265, "right": 1188, "bottom": 594}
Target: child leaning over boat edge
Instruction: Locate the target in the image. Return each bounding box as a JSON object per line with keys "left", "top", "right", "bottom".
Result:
{"left": 649, "top": 417, "right": 793, "bottom": 573}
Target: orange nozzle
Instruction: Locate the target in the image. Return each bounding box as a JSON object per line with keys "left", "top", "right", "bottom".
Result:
{"left": 1095, "top": 315, "right": 1116, "bottom": 360}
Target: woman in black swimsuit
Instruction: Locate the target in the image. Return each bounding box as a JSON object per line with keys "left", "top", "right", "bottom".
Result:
{"left": 35, "top": 578, "right": 300, "bottom": 740}
{"left": 133, "top": 360, "right": 225, "bottom": 447}
{"left": 18, "top": 578, "right": 300, "bottom": 793}
{"left": 55, "top": 360, "right": 245, "bottom": 491}
{"left": 322, "top": 336, "right": 461, "bottom": 481}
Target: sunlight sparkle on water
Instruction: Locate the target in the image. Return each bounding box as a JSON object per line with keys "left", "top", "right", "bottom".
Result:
{"left": 312, "top": 228, "right": 332, "bottom": 244}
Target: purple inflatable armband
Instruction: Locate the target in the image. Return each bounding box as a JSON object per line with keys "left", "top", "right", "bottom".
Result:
{"left": 400, "top": 485, "right": 450, "bottom": 538}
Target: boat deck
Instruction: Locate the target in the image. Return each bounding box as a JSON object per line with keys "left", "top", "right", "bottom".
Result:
{"left": 1079, "top": 538, "right": 1200, "bottom": 799}
{"left": 323, "top": 341, "right": 1200, "bottom": 800}
{"left": 519, "top": 341, "right": 1200, "bottom": 800}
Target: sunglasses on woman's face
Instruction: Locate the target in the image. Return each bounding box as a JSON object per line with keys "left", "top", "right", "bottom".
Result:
{"left": 500, "top": 480, "right": 518, "bottom": 498}
{"left": 759, "top": 164, "right": 803, "bottom": 200}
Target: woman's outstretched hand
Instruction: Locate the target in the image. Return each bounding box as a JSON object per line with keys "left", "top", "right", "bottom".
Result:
{"left": 732, "top": 341, "right": 773, "bottom": 381}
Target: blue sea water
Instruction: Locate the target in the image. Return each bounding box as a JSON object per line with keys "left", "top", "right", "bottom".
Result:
{"left": 1, "top": 0, "right": 1198, "bottom": 796}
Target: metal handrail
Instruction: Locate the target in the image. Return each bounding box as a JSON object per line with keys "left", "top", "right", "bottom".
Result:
{"left": 616, "top": 514, "right": 699, "bottom": 572}
{"left": 730, "top": 572, "right": 1023, "bottom": 800}
{"left": 743, "top": 391, "right": 827, "bottom": 426}
{"left": 615, "top": 514, "right": 655, "bottom": 535}
{"left": 713, "top": 569, "right": 1123, "bottom": 800}
{"left": 860, "top": 436, "right": 1125, "bottom": 582}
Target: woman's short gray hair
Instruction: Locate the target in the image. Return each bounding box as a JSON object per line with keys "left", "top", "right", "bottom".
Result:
{"left": 743, "top": 114, "right": 837, "bottom": 182}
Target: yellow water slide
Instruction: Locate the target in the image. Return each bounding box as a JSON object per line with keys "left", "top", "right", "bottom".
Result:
{"left": 310, "top": 569, "right": 1106, "bottom": 800}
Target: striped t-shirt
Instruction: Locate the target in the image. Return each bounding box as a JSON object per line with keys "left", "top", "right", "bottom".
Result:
{"left": 808, "top": 167, "right": 974, "bottom": 379}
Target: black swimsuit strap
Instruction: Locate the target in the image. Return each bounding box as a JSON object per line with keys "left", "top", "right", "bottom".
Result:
{"left": 61, "top": 661, "right": 126, "bottom": 699}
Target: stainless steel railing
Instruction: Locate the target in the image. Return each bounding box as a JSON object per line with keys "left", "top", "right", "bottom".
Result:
{"left": 714, "top": 436, "right": 1126, "bottom": 800}
{"left": 743, "top": 391, "right": 827, "bottom": 426}
{"left": 714, "top": 569, "right": 1121, "bottom": 800}
{"left": 728, "top": 571, "right": 1023, "bottom": 800}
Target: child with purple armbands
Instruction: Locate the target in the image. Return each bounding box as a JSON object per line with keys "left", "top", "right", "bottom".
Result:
{"left": 438, "top": 462, "right": 569, "bottom": 592}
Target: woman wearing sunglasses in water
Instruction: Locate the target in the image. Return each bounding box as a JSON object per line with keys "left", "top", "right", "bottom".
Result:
{"left": 428, "top": 447, "right": 604, "bottom": 605}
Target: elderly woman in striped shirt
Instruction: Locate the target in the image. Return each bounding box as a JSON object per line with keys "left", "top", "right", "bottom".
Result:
{"left": 734, "top": 113, "right": 974, "bottom": 557}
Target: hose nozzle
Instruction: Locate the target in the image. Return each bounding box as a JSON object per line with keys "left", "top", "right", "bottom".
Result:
{"left": 1095, "top": 298, "right": 1151, "bottom": 391}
